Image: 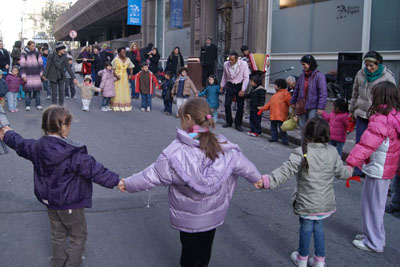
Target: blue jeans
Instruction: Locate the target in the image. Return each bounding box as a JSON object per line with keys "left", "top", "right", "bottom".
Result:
{"left": 43, "top": 80, "right": 50, "bottom": 97}
{"left": 329, "top": 140, "right": 344, "bottom": 156}
{"left": 163, "top": 100, "right": 172, "bottom": 113}
{"left": 130, "top": 80, "right": 139, "bottom": 98}
{"left": 65, "top": 78, "right": 75, "bottom": 98}
{"left": 141, "top": 94, "right": 152, "bottom": 109}
{"left": 299, "top": 109, "right": 317, "bottom": 129}
{"left": 249, "top": 109, "right": 262, "bottom": 134}
{"left": 298, "top": 218, "right": 325, "bottom": 257}
{"left": 102, "top": 97, "right": 111, "bottom": 107}
{"left": 7, "top": 92, "right": 18, "bottom": 111}
{"left": 390, "top": 175, "right": 400, "bottom": 210}
{"left": 211, "top": 108, "right": 218, "bottom": 123}
{"left": 271, "top": 120, "right": 288, "bottom": 143}
{"left": 354, "top": 116, "right": 369, "bottom": 176}
{"left": 25, "top": 91, "right": 41, "bottom": 107}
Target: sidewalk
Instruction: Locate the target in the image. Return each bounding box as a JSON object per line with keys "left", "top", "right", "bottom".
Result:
{"left": 153, "top": 90, "right": 355, "bottom": 158}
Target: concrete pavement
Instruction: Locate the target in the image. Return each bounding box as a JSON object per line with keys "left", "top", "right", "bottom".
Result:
{"left": 0, "top": 93, "right": 399, "bottom": 267}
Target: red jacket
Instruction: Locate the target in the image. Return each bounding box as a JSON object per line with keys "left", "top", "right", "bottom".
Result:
{"left": 133, "top": 71, "right": 159, "bottom": 94}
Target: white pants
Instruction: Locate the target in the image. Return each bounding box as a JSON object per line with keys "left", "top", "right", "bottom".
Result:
{"left": 82, "top": 99, "right": 91, "bottom": 110}
{"left": 176, "top": 97, "right": 188, "bottom": 116}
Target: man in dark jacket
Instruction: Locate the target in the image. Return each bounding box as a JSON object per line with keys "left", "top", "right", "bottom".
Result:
{"left": 99, "top": 44, "right": 115, "bottom": 69}
{"left": 92, "top": 46, "right": 103, "bottom": 93}
{"left": 43, "top": 42, "right": 77, "bottom": 106}
{"left": 0, "top": 41, "right": 10, "bottom": 73}
{"left": 200, "top": 37, "right": 218, "bottom": 86}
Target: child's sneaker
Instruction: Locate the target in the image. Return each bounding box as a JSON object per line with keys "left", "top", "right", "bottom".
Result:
{"left": 15, "top": 108, "right": 19, "bottom": 112}
{"left": 65, "top": 96, "right": 69, "bottom": 99}
{"left": 46, "top": 96, "right": 51, "bottom": 100}
{"left": 308, "top": 256, "right": 327, "bottom": 267}
{"left": 247, "top": 132, "right": 253, "bottom": 136}
{"left": 290, "top": 251, "right": 308, "bottom": 267}
{"left": 352, "top": 239, "right": 373, "bottom": 252}
{"left": 106, "top": 106, "right": 112, "bottom": 111}
{"left": 36, "top": 106, "right": 43, "bottom": 110}
{"left": 146, "top": 107, "right": 151, "bottom": 112}
{"left": 25, "top": 106, "right": 31, "bottom": 111}
{"left": 10, "top": 110, "right": 15, "bottom": 113}
{"left": 249, "top": 132, "right": 259, "bottom": 137}
{"left": 101, "top": 107, "right": 108, "bottom": 112}
{"left": 141, "top": 108, "right": 145, "bottom": 112}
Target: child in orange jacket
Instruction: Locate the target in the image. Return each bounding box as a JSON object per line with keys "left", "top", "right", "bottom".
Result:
{"left": 258, "top": 79, "right": 291, "bottom": 146}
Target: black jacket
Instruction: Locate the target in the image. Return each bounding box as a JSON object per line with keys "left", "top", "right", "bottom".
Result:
{"left": 0, "top": 49, "right": 10, "bottom": 70}
{"left": 165, "top": 53, "right": 184, "bottom": 75}
{"left": 200, "top": 44, "right": 217, "bottom": 67}
{"left": 246, "top": 86, "right": 266, "bottom": 110}
{"left": 149, "top": 53, "right": 160, "bottom": 74}
{"left": 93, "top": 53, "right": 102, "bottom": 71}
{"left": 127, "top": 51, "right": 141, "bottom": 74}
{"left": 100, "top": 50, "right": 115, "bottom": 68}
{"left": 43, "top": 53, "right": 75, "bottom": 83}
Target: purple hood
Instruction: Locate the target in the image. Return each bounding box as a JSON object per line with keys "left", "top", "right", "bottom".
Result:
{"left": 124, "top": 129, "right": 261, "bottom": 232}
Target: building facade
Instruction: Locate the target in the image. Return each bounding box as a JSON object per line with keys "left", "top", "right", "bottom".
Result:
{"left": 54, "top": 0, "right": 400, "bottom": 84}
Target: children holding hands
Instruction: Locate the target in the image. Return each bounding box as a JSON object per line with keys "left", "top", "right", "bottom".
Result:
{"left": 76, "top": 75, "right": 102, "bottom": 111}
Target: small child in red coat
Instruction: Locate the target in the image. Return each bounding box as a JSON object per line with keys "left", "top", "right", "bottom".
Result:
{"left": 321, "top": 98, "right": 349, "bottom": 156}
{"left": 132, "top": 63, "right": 159, "bottom": 112}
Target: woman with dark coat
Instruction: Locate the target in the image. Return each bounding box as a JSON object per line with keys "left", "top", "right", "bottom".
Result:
{"left": 165, "top": 47, "right": 184, "bottom": 79}
{"left": 290, "top": 55, "right": 327, "bottom": 129}
{"left": 127, "top": 42, "right": 141, "bottom": 99}
{"left": 148, "top": 47, "right": 160, "bottom": 74}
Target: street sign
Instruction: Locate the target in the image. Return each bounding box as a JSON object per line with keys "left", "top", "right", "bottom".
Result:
{"left": 127, "top": 0, "right": 142, "bottom": 26}
{"left": 69, "top": 30, "right": 77, "bottom": 39}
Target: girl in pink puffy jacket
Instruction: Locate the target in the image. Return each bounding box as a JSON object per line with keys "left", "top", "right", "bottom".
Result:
{"left": 321, "top": 98, "right": 349, "bottom": 156}
{"left": 118, "top": 98, "right": 261, "bottom": 267}
{"left": 346, "top": 81, "right": 400, "bottom": 253}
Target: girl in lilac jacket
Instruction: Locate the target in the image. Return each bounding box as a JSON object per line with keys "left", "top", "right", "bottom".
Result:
{"left": 98, "top": 61, "right": 117, "bottom": 111}
{"left": 119, "top": 98, "right": 261, "bottom": 267}
{"left": 346, "top": 81, "right": 400, "bottom": 253}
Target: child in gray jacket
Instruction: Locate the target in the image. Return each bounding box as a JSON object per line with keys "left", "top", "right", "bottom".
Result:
{"left": 255, "top": 117, "right": 352, "bottom": 267}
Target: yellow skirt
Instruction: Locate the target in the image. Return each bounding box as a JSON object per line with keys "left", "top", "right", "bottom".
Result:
{"left": 110, "top": 77, "right": 132, "bottom": 112}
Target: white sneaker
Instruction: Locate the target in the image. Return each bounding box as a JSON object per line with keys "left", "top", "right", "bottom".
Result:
{"left": 146, "top": 107, "right": 151, "bottom": 112}
{"left": 352, "top": 239, "right": 373, "bottom": 252}
{"left": 101, "top": 107, "right": 108, "bottom": 112}
{"left": 46, "top": 96, "right": 51, "bottom": 100}
{"left": 106, "top": 106, "right": 112, "bottom": 111}
{"left": 290, "top": 252, "right": 307, "bottom": 267}
{"left": 308, "top": 257, "right": 327, "bottom": 267}
{"left": 141, "top": 108, "right": 145, "bottom": 112}
{"left": 25, "top": 106, "right": 31, "bottom": 111}
{"left": 36, "top": 106, "right": 43, "bottom": 110}
{"left": 65, "top": 96, "right": 69, "bottom": 99}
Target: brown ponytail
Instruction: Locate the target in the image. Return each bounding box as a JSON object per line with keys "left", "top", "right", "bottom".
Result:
{"left": 181, "top": 98, "right": 224, "bottom": 161}
{"left": 42, "top": 105, "right": 73, "bottom": 136}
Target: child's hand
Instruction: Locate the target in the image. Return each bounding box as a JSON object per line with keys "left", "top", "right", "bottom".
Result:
{"left": 254, "top": 178, "right": 264, "bottom": 189}
{"left": 118, "top": 179, "right": 126, "bottom": 192}
{"left": 257, "top": 110, "right": 263, "bottom": 116}
{"left": 0, "top": 126, "right": 12, "bottom": 140}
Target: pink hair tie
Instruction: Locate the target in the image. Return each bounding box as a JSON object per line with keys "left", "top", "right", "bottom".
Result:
{"left": 206, "top": 114, "right": 212, "bottom": 120}
{"left": 191, "top": 125, "right": 209, "bottom": 133}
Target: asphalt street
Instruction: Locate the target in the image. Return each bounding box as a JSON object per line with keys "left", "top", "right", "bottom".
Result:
{"left": 0, "top": 93, "right": 399, "bottom": 267}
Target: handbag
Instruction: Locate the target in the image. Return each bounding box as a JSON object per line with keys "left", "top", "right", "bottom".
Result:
{"left": 295, "top": 98, "right": 306, "bottom": 115}
{"left": 82, "top": 62, "right": 91, "bottom": 75}
{"left": 74, "top": 63, "right": 83, "bottom": 73}
{"left": 281, "top": 110, "right": 297, "bottom": 132}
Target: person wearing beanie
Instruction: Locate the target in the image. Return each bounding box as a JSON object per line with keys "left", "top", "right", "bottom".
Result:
{"left": 200, "top": 37, "right": 218, "bottom": 86}
{"left": 43, "top": 42, "right": 78, "bottom": 106}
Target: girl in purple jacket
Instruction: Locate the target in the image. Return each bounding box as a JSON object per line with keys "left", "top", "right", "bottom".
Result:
{"left": 119, "top": 98, "right": 261, "bottom": 267}
{"left": 346, "top": 81, "right": 400, "bottom": 253}
{"left": 0, "top": 106, "right": 121, "bottom": 267}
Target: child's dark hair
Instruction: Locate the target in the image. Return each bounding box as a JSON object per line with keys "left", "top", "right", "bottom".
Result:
{"left": 368, "top": 81, "right": 400, "bottom": 117}
{"left": 274, "top": 79, "right": 287, "bottom": 89}
{"left": 301, "top": 117, "right": 330, "bottom": 172}
{"left": 42, "top": 106, "right": 73, "bottom": 136}
{"left": 165, "top": 71, "right": 174, "bottom": 78}
{"left": 207, "top": 75, "right": 218, "bottom": 85}
{"left": 333, "top": 98, "right": 348, "bottom": 113}
{"left": 104, "top": 61, "right": 112, "bottom": 68}
{"left": 179, "top": 98, "right": 224, "bottom": 161}
{"left": 250, "top": 74, "right": 263, "bottom": 87}
{"left": 141, "top": 62, "right": 149, "bottom": 68}
{"left": 178, "top": 67, "right": 188, "bottom": 75}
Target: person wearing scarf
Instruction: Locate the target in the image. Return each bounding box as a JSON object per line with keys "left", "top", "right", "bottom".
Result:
{"left": 349, "top": 51, "right": 396, "bottom": 176}
{"left": 43, "top": 43, "right": 78, "bottom": 106}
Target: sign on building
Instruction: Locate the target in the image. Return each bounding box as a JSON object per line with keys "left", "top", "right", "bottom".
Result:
{"left": 170, "top": 0, "right": 183, "bottom": 28}
{"left": 127, "top": 0, "right": 142, "bottom": 26}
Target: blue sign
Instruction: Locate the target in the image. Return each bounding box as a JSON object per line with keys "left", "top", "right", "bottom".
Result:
{"left": 170, "top": 0, "right": 183, "bottom": 28}
{"left": 127, "top": 0, "right": 142, "bottom": 25}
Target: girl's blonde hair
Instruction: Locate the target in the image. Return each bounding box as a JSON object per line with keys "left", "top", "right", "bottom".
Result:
{"left": 41, "top": 106, "right": 73, "bottom": 135}
{"left": 180, "top": 98, "right": 224, "bottom": 161}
